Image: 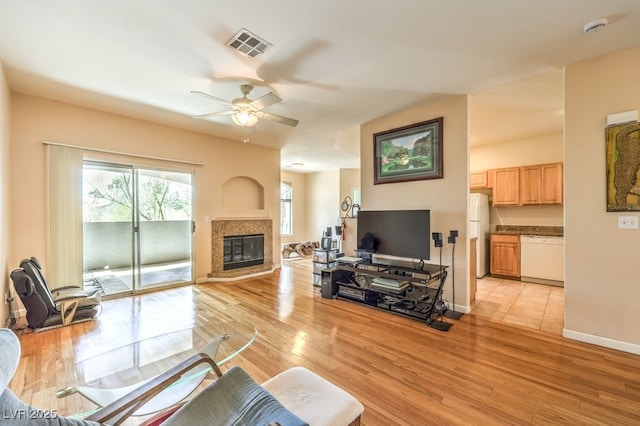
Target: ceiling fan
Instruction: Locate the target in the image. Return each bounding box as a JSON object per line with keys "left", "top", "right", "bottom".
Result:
{"left": 191, "top": 84, "right": 299, "bottom": 128}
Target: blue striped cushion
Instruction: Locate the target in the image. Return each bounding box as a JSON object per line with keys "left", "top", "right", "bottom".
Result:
{"left": 162, "top": 366, "right": 308, "bottom": 426}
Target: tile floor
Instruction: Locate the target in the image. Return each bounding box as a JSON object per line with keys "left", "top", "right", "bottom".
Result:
{"left": 472, "top": 276, "right": 564, "bottom": 334}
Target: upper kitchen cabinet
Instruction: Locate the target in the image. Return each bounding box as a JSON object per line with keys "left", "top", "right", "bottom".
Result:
{"left": 521, "top": 163, "right": 563, "bottom": 205}
{"left": 492, "top": 163, "right": 563, "bottom": 206}
{"left": 492, "top": 167, "right": 520, "bottom": 205}
{"left": 520, "top": 165, "right": 541, "bottom": 204}
{"left": 469, "top": 170, "right": 493, "bottom": 189}
{"left": 540, "top": 163, "right": 563, "bottom": 204}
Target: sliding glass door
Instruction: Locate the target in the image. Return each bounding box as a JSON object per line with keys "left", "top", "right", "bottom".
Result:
{"left": 135, "top": 168, "right": 193, "bottom": 290}
{"left": 83, "top": 162, "right": 193, "bottom": 296}
{"left": 83, "top": 163, "right": 135, "bottom": 296}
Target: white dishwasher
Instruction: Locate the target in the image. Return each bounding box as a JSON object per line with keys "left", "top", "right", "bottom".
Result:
{"left": 520, "top": 235, "right": 564, "bottom": 286}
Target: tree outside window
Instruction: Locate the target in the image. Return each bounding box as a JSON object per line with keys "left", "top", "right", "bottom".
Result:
{"left": 83, "top": 169, "right": 192, "bottom": 222}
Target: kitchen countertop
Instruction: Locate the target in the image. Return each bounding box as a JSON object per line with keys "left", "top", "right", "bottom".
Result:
{"left": 493, "top": 225, "right": 563, "bottom": 237}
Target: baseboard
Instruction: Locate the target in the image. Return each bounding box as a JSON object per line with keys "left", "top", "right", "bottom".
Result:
{"left": 448, "top": 302, "right": 471, "bottom": 314}
{"left": 521, "top": 276, "right": 564, "bottom": 287}
{"left": 5, "top": 306, "right": 26, "bottom": 328}
{"left": 563, "top": 328, "right": 640, "bottom": 355}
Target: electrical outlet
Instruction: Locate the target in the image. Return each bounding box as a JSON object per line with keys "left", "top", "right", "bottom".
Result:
{"left": 618, "top": 216, "right": 639, "bottom": 229}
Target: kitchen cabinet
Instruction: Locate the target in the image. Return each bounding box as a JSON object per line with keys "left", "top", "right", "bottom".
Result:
{"left": 520, "top": 165, "right": 541, "bottom": 204}
{"left": 521, "top": 163, "right": 563, "bottom": 205}
{"left": 492, "top": 163, "right": 563, "bottom": 206}
{"left": 470, "top": 170, "right": 492, "bottom": 189}
{"left": 540, "top": 163, "right": 563, "bottom": 204}
{"left": 490, "top": 234, "right": 520, "bottom": 278}
{"left": 492, "top": 167, "right": 520, "bottom": 206}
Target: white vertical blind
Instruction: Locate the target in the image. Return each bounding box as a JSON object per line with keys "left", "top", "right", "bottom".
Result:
{"left": 47, "top": 145, "right": 83, "bottom": 288}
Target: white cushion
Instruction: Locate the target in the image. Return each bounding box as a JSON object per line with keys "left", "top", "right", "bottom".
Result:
{"left": 262, "top": 367, "right": 364, "bottom": 426}
{"left": 0, "top": 329, "right": 20, "bottom": 392}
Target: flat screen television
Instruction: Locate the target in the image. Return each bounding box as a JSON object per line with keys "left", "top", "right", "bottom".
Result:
{"left": 356, "top": 210, "right": 430, "bottom": 260}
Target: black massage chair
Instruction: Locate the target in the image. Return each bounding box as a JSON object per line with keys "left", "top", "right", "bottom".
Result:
{"left": 10, "top": 257, "right": 102, "bottom": 330}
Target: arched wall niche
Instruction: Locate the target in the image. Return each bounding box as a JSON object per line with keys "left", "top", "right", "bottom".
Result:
{"left": 221, "top": 176, "right": 264, "bottom": 210}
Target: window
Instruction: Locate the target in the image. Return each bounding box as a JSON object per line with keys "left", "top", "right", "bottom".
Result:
{"left": 352, "top": 188, "right": 361, "bottom": 205}
{"left": 281, "top": 182, "right": 293, "bottom": 235}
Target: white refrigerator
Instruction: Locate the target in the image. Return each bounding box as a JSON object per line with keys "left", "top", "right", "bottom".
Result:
{"left": 469, "top": 193, "right": 490, "bottom": 278}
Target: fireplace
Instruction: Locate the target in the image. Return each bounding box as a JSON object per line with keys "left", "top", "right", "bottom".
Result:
{"left": 210, "top": 218, "right": 273, "bottom": 279}
{"left": 223, "top": 234, "right": 264, "bottom": 270}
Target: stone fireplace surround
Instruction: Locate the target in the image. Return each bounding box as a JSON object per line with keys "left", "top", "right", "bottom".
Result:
{"left": 209, "top": 218, "right": 273, "bottom": 280}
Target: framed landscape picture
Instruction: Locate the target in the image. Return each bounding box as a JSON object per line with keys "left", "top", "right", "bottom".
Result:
{"left": 373, "top": 117, "right": 443, "bottom": 185}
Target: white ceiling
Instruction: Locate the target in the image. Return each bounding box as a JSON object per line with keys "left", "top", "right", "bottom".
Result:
{"left": 1, "top": 1, "right": 639, "bottom": 172}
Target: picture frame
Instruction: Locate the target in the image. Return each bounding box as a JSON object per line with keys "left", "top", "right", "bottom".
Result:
{"left": 606, "top": 122, "right": 640, "bottom": 211}
{"left": 373, "top": 117, "right": 443, "bottom": 185}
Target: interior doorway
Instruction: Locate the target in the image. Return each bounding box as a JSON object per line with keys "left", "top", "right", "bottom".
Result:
{"left": 82, "top": 162, "right": 193, "bottom": 296}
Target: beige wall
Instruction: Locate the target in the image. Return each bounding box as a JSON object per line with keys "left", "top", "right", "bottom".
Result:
{"left": 306, "top": 170, "right": 340, "bottom": 243}
{"left": 9, "top": 94, "right": 281, "bottom": 284}
{"left": 361, "top": 95, "right": 470, "bottom": 311}
{"left": 0, "top": 63, "right": 10, "bottom": 325}
{"left": 489, "top": 204, "right": 563, "bottom": 228}
{"left": 470, "top": 132, "right": 563, "bottom": 170}
{"left": 280, "top": 170, "right": 309, "bottom": 243}
{"left": 339, "top": 168, "right": 360, "bottom": 206}
{"left": 564, "top": 45, "right": 640, "bottom": 352}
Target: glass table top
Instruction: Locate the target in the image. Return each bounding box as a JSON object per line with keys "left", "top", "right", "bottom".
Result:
{"left": 56, "top": 320, "right": 257, "bottom": 419}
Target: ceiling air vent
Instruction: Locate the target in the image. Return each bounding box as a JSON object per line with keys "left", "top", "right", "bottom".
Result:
{"left": 226, "top": 28, "right": 272, "bottom": 58}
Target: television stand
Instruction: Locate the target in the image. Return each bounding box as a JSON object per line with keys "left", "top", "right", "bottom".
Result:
{"left": 321, "top": 260, "right": 451, "bottom": 331}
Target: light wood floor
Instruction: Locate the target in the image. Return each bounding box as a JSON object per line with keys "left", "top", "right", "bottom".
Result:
{"left": 9, "top": 258, "right": 640, "bottom": 425}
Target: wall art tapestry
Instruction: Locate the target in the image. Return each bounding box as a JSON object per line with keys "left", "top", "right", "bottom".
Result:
{"left": 606, "top": 121, "right": 640, "bottom": 211}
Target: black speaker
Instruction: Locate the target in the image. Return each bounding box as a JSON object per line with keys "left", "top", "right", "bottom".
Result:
{"left": 432, "top": 232, "right": 443, "bottom": 248}
{"left": 321, "top": 237, "right": 332, "bottom": 250}
{"left": 448, "top": 230, "right": 458, "bottom": 244}
{"left": 335, "top": 225, "right": 342, "bottom": 236}
{"left": 321, "top": 268, "right": 352, "bottom": 299}
{"left": 326, "top": 226, "right": 332, "bottom": 237}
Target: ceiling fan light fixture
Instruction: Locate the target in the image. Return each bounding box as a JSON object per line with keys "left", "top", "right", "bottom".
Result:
{"left": 231, "top": 109, "right": 259, "bottom": 127}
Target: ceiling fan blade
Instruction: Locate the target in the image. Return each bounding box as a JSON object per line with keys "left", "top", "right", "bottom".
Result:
{"left": 190, "top": 90, "right": 233, "bottom": 107}
{"left": 250, "top": 92, "right": 281, "bottom": 110}
{"left": 192, "top": 110, "right": 234, "bottom": 119}
{"left": 258, "top": 111, "right": 299, "bottom": 127}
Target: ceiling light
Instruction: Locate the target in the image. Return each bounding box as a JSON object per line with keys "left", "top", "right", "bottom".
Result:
{"left": 584, "top": 18, "right": 608, "bottom": 34}
{"left": 231, "top": 109, "right": 259, "bottom": 127}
